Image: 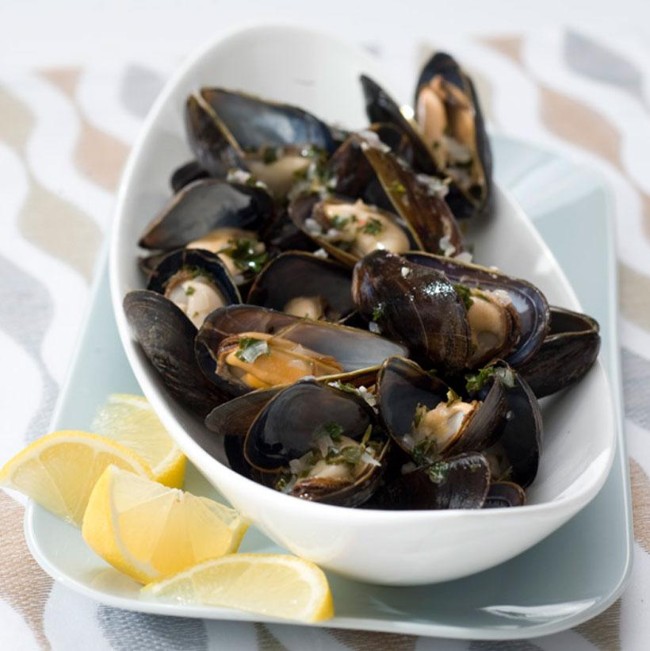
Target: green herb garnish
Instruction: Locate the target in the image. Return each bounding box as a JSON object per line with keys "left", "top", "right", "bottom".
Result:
{"left": 219, "top": 238, "right": 268, "bottom": 274}
{"left": 388, "top": 180, "right": 407, "bottom": 195}
{"left": 359, "top": 217, "right": 384, "bottom": 236}
{"left": 426, "top": 460, "right": 449, "bottom": 484}
{"left": 262, "top": 146, "right": 280, "bottom": 164}
{"left": 317, "top": 421, "right": 344, "bottom": 442}
{"left": 371, "top": 302, "right": 385, "bottom": 321}
{"left": 465, "top": 366, "right": 496, "bottom": 393}
{"left": 330, "top": 214, "right": 351, "bottom": 230}
{"left": 184, "top": 285, "right": 196, "bottom": 296}
{"left": 234, "top": 337, "right": 270, "bottom": 363}
{"left": 453, "top": 283, "right": 473, "bottom": 310}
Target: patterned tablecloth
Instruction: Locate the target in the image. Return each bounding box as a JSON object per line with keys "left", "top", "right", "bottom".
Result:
{"left": 2, "top": 2, "right": 649, "bottom": 648}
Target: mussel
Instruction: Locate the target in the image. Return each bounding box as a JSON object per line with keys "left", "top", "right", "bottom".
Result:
{"left": 195, "top": 305, "right": 408, "bottom": 396}
{"left": 353, "top": 250, "right": 549, "bottom": 372}
{"left": 185, "top": 88, "right": 336, "bottom": 197}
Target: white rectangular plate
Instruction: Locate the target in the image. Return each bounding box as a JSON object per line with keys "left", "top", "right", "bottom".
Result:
{"left": 25, "top": 134, "right": 632, "bottom": 640}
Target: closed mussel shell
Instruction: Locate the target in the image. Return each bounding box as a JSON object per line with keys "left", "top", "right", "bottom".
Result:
{"left": 516, "top": 306, "right": 600, "bottom": 398}
{"left": 365, "top": 452, "right": 491, "bottom": 510}
{"left": 353, "top": 250, "right": 471, "bottom": 371}
{"left": 404, "top": 251, "right": 550, "bottom": 368}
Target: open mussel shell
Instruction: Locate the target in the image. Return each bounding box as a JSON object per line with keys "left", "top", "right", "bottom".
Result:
{"left": 244, "top": 380, "right": 388, "bottom": 507}
{"left": 138, "top": 179, "right": 275, "bottom": 251}
{"left": 328, "top": 133, "right": 465, "bottom": 256}
{"left": 195, "top": 305, "right": 408, "bottom": 396}
{"left": 414, "top": 52, "right": 493, "bottom": 220}
{"left": 377, "top": 356, "right": 507, "bottom": 460}
{"left": 516, "top": 306, "right": 601, "bottom": 398}
{"left": 479, "top": 364, "right": 542, "bottom": 488}
{"left": 185, "top": 88, "right": 336, "bottom": 196}
{"left": 246, "top": 251, "right": 355, "bottom": 322}
{"left": 288, "top": 192, "right": 419, "bottom": 267}
{"left": 360, "top": 75, "right": 439, "bottom": 176}
{"left": 123, "top": 290, "right": 229, "bottom": 417}
{"left": 403, "top": 251, "right": 550, "bottom": 368}
{"left": 170, "top": 160, "right": 209, "bottom": 193}
{"left": 146, "top": 248, "right": 241, "bottom": 329}
{"left": 365, "top": 452, "right": 490, "bottom": 510}
{"left": 244, "top": 380, "right": 375, "bottom": 470}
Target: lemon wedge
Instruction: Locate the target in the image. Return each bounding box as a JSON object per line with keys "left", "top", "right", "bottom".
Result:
{"left": 82, "top": 465, "right": 248, "bottom": 584}
{"left": 142, "top": 553, "right": 334, "bottom": 622}
{"left": 0, "top": 430, "right": 153, "bottom": 525}
{"left": 91, "top": 393, "right": 187, "bottom": 488}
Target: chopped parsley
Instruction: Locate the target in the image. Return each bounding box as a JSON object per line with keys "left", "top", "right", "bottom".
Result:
{"left": 426, "top": 460, "right": 449, "bottom": 484}
{"left": 261, "top": 146, "right": 280, "bottom": 164}
{"left": 465, "top": 366, "right": 496, "bottom": 393}
{"left": 388, "top": 179, "right": 407, "bottom": 195}
{"left": 317, "top": 421, "right": 344, "bottom": 442}
{"left": 453, "top": 283, "right": 473, "bottom": 310}
{"left": 234, "top": 337, "right": 269, "bottom": 363}
{"left": 184, "top": 285, "right": 196, "bottom": 296}
{"left": 359, "top": 217, "right": 384, "bottom": 236}
{"left": 330, "top": 213, "right": 354, "bottom": 230}
{"left": 371, "top": 302, "right": 385, "bottom": 321}
{"left": 218, "top": 238, "right": 268, "bottom": 274}
{"left": 411, "top": 438, "right": 440, "bottom": 466}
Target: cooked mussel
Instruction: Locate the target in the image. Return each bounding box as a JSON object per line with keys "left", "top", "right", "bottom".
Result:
{"left": 246, "top": 251, "right": 355, "bottom": 322}
{"left": 328, "top": 133, "right": 465, "bottom": 256}
{"left": 146, "top": 248, "right": 241, "bottom": 328}
{"left": 195, "top": 305, "right": 408, "bottom": 396}
{"left": 185, "top": 88, "right": 336, "bottom": 197}
{"left": 377, "top": 356, "right": 508, "bottom": 463}
{"left": 244, "top": 380, "right": 388, "bottom": 506}
{"left": 414, "top": 52, "right": 493, "bottom": 220}
{"left": 289, "top": 192, "right": 419, "bottom": 266}
{"left": 138, "top": 178, "right": 275, "bottom": 251}
{"left": 353, "top": 250, "right": 549, "bottom": 371}
{"left": 403, "top": 252, "right": 550, "bottom": 367}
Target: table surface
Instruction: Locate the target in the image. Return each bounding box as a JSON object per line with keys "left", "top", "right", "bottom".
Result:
{"left": 2, "top": 1, "right": 650, "bottom": 649}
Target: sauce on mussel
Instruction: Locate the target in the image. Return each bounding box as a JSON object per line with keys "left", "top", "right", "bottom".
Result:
{"left": 219, "top": 332, "right": 344, "bottom": 390}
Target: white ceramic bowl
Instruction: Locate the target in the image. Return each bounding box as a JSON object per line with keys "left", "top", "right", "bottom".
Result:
{"left": 109, "top": 25, "right": 616, "bottom": 585}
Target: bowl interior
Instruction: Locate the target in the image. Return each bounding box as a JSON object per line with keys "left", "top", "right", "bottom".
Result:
{"left": 109, "top": 25, "right": 616, "bottom": 583}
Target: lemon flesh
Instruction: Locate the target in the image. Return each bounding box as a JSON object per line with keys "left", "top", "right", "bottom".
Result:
{"left": 142, "top": 553, "right": 334, "bottom": 622}
{"left": 0, "top": 430, "right": 153, "bottom": 525}
{"left": 82, "top": 465, "right": 248, "bottom": 584}
{"left": 91, "top": 393, "right": 186, "bottom": 488}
